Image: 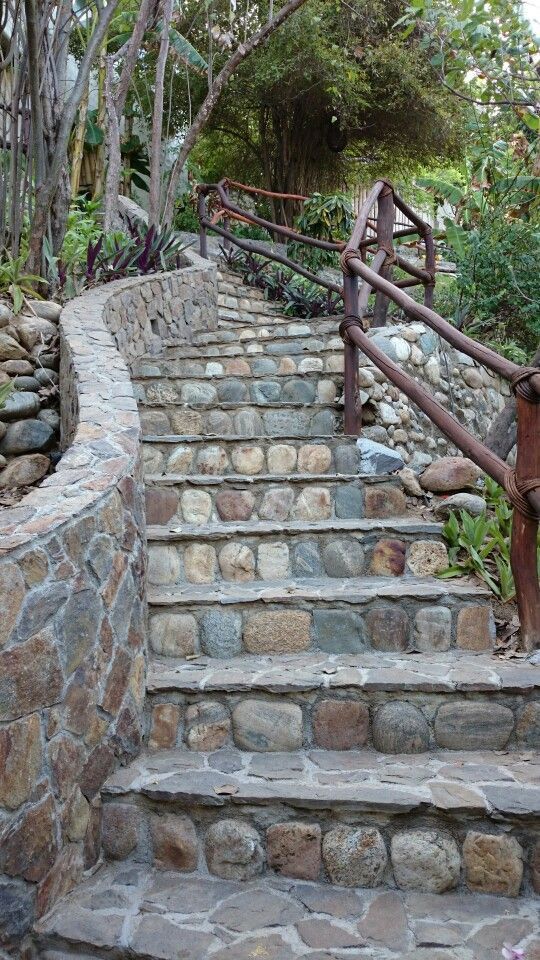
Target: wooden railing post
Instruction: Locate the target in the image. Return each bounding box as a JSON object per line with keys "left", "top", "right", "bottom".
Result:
{"left": 372, "top": 186, "right": 394, "bottom": 328}
{"left": 197, "top": 191, "right": 208, "bottom": 259}
{"left": 222, "top": 183, "right": 232, "bottom": 254}
{"left": 342, "top": 271, "right": 361, "bottom": 436}
{"left": 510, "top": 392, "right": 540, "bottom": 650}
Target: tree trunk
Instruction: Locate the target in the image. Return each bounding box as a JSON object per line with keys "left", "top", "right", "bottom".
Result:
{"left": 162, "top": 0, "right": 308, "bottom": 228}
{"left": 485, "top": 346, "right": 540, "bottom": 460}
{"left": 70, "top": 81, "right": 90, "bottom": 198}
{"left": 148, "top": 0, "right": 173, "bottom": 227}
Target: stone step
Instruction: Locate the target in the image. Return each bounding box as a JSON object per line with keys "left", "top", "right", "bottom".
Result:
{"left": 146, "top": 651, "right": 540, "bottom": 755}
{"left": 139, "top": 402, "right": 342, "bottom": 440}
{"left": 35, "top": 862, "right": 540, "bottom": 960}
{"left": 147, "top": 577, "right": 494, "bottom": 658}
{"left": 137, "top": 335, "right": 344, "bottom": 365}
{"left": 134, "top": 372, "right": 343, "bottom": 409}
{"left": 133, "top": 345, "right": 346, "bottom": 378}
{"left": 142, "top": 434, "right": 369, "bottom": 476}
{"left": 191, "top": 316, "right": 339, "bottom": 346}
{"left": 144, "top": 472, "right": 405, "bottom": 526}
{"left": 95, "top": 747, "right": 540, "bottom": 900}
{"left": 146, "top": 518, "right": 447, "bottom": 587}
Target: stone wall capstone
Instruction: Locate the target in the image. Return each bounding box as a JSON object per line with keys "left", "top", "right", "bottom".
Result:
{"left": 0, "top": 249, "right": 218, "bottom": 952}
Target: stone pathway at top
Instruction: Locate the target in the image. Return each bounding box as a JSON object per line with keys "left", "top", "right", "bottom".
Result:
{"left": 36, "top": 266, "right": 540, "bottom": 959}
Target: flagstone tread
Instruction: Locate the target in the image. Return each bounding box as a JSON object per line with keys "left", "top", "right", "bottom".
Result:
{"left": 149, "top": 575, "right": 490, "bottom": 607}
{"left": 133, "top": 341, "right": 344, "bottom": 369}
{"left": 145, "top": 471, "right": 392, "bottom": 486}
{"left": 147, "top": 517, "right": 442, "bottom": 540}
{"left": 35, "top": 864, "right": 540, "bottom": 960}
{"left": 102, "top": 746, "right": 540, "bottom": 817}
{"left": 147, "top": 651, "right": 540, "bottom": 695}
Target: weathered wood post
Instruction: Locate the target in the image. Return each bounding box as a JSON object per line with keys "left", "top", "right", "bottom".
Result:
{"left": 197, "top": 190, "right": 208, "bottom": 259}
{"left": 372, "top": 185, "right": 394, "bottom": 328}
{"left": 509, "top": 379, "right": 540, "bottom": 650}
{"left": 342, "top": 271, "right": 361, "bottom": 436}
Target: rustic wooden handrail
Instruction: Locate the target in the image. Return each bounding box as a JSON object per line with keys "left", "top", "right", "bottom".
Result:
{"left": 197, "top": 180, "right": 540, "bottom": 649}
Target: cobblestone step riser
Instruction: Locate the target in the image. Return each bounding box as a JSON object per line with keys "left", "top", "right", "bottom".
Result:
{"left": 145, "top": 688, "right": 540, "bottom": 756}
{"left": 192, "top": 318, "right": 339, "bottom": 346}
{"left": 133, "top": 347, "right": 345, "bottom": 378}
{"left": 97, "top": 796, "right": 539, "bottom": 900}
{"left": 148, "top": 336, "right": 343, "bottom": 362}
{"left": 147, "top": 598, "right": 495, "bottom": 658}
{"left": 143, "top": 436, "right": 368, "bottom": 478}
{"left": 147, "top": 529, "right": 447, "bottom": 587}
{"left": 144, "top": 477, "right": 404, "bottom": 526}
{"left": 134, "top": 374, "right": 344, "bottom": 408}
{"left": 140, "top": 404, "right": 342, "bottom": 440}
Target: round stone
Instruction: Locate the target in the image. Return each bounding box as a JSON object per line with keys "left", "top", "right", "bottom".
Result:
{"left": 167, "top": 446, "right": 193, "bottom": 473}
{"left": 267, "top": 444, "right": 297, "bottom": 474}
{"left": 313, "top": 700, "right": 369, "bottom": 750}
{"left": 205, "top": 820, "right": 264, "bottom": 880}
{"left": 463, "top": 832, "right": 524, "bottom": 897}
{"left": 185, "top": 701, "right": 230, "bottom": 751}
{"left": 231, "top": 445, "right": 264, "bottom": 475}
{"left": 180, "top": 382, "right": 216, "bottom": 404}
{"left": 183, "top": 543, "right": 216, "bottom": 583}
{"left": 317, "top": 379, "right": 337, "bottom": 403}
{"left": 232, "top": 699, "right": 303, "bottom": 752}
{"left": 148, "top": 546, "right": 181, "bottom": 586}
{"left": 12, "top": 376, "right": 40, "bottom": 391}
{"left": 218, "top": 543, "right": 256, "bottom": 582}
{"left": 419, "top": 457, "right": 483, "bottom": 493}
{"left": 323, "top": 827, "right": 387, "bottom": 887}
{"left": 250, "top": 381, "right": 281, "bottom": 403}
{"left": 298, "top": 445, "right": 332, "bottom": 474}
{"left": 298, "top": 358, "right": 323, "bottom": 373}
{"left": 218, "top": 379, "right": 247, "bottom": 402}
{"left": 372, "top": 701, "right": 429, "bottom": 754}
{"left": 257, "top": 542, "right": 289, "bottom": 580}
{"left": 234, "top": 409, "right": 263, "bottom": 436}
{"left": 259, "top": 488, "right": 294, "bottom": 521}
{"left": 407, "top": 540, "right": 448, "bottom": 576}
{"left": 391, "top": 830, "right": 460, "bottom": 893}
{"left": 34, "top": 368, "right": 58, "bottom": 386}
{"left": 434, "top": 702, "right": 514, "bottom": 750}
{"left": 322, "top": 539, "right": 365, "bottom": 578}
{"left": 215, "top": 490, "right": 255, "bottom": 521}
{"left": 181, "top": 490, "right": 212, "bottom": 524}
{"left": 225, "top": 358, "right": 251, "bottom": 375}
{"left": 200, "top": 611, "right": 242, "bottom": 658}
{"left": 150, "top": 613, "right": 199, "bottom": 657}
{"left": 196, "top": 446, "right": 228, "bottom": 475}
{"left": 292, "top": 487, "right": 331, "bottom": 521}
{"left": 207, "top": 411, "right": 233, "bottom": 435}
{"left": 516, "top": 703, "right": 540, "bottom": 748}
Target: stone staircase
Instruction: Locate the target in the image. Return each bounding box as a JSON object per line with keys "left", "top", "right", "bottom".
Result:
{"left": 35, "top": 267, "right": 540, "bottom": 959}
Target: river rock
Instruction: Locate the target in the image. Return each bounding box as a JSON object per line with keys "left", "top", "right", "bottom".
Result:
{"left": 13, "top": 377, "right": 40, "bottom": 392}
{"left": 0, "top": 454, "right": 50, "bottom": 488}
{"left": 1, "top": 360, "right": 34, "bottom": 375}
{"left": 0, "top": 419, "right": 54, "bottom": 455}
{"left": 0, "top": 303, "right": 14, "bottom": 327}
{"left": 34, "top": 368, "right": 59, "bottom": 386}
{"left": 14, "top": 316, "right": 57, "bottom": 352}
{"left": 433, "top": 493, "right": 487, "bottom": 518}
{"left": 357, "top": 438, "right": 404, "bottom": 475}
{"left": 26, "top": 300, "right": 62, "bottom": 322}
{"left": 0, "top": 391, "right": 40, "bottom": 422}
{"left": 0, "top": 333, "right": 28, "bottom": 361}
{"left": 419, "top": 457, "right": 483, "bottom": 493}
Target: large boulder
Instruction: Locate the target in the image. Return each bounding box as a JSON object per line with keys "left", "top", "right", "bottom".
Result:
{"left": 419, "top": 456, "right": 483, "bottom": 493}
{"left": 434, "top": 493, "right": 487, "bottom": 519}
{"left": 25, "top": 300, "right": 61, "bottom": 323}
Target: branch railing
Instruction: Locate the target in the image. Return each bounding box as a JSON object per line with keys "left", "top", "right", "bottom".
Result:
{"left": 197, "top": 178, "right": 540, "bottom": 650}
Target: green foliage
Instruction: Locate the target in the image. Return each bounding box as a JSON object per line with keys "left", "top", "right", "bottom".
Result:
{"left": 440, "top": 476, "right": 517, "bottom": 601}
{"left": 440, "top": 476, "right": 540, "bottom": 602}
{"left": 288, "top": 193, "right": 352, "bottom": 271}
{"left": 0, "top": 381, "right": 13, "bottom": 410}
{"left": 174, "top": 194, "right": 200, "bottom": 233}
{"left": 457, "top": 217, "right": 540, "bottom": 353}
{"left": 0, "top": 253, "right": 43, "bottom": 313}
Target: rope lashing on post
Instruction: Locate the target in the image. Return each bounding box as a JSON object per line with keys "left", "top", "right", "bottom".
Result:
{"left": 511, "top": 367, "right": 540, "bottom": 404}
{"left": 377, "top": 241, "right": 397, "bottom": 266}
{"left": 504, "top": 469, "right": 540, "bottom": 522}
{"left": 339, "top": 315, "right": 367, "bottom": 341}
{"left": 340, "top": 247, "right": 363, "bottom": 276}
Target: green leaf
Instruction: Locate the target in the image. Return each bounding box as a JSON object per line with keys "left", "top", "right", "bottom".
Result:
{"left": 169, "top": 29, "right": 208, "bottom": 74}
{"left": 85, "top": 118, "right": 104, "bottom": 147}
{"left": 0, "top": 380, "right": 13, "bottom": 409}
{"left": 443, "top": 218, "right": 468, "bottom": 259}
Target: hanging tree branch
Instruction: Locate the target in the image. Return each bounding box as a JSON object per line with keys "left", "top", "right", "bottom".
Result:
{"left": 161, "top": 0, "right": 308, "bottom": 228}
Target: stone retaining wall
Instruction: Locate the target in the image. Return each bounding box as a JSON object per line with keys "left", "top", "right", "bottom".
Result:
{"left": 0, "top": 251, "right": 217, "bottom": 952}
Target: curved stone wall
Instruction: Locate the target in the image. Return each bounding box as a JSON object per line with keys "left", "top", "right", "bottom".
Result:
{"left": 0, "top": 250, "right": 217, "bottom": 950}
